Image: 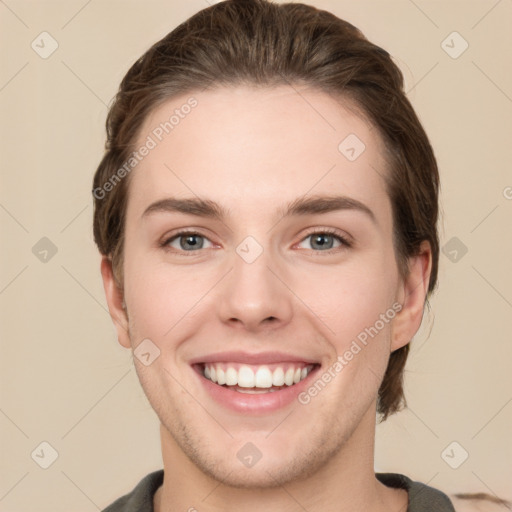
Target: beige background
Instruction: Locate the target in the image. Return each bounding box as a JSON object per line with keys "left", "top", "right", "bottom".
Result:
{"left": 1, "top": 0, "right": 511, "bottom": 510}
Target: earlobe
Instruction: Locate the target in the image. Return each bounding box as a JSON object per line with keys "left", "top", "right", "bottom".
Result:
{"left": 391, "top": 241, "right": 433, "bottom": 352}
{"left": 100, "top": 256, "right": 131, "bottom": 349}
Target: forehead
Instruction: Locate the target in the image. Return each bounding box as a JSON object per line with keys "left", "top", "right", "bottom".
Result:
{"left": 127, "top": 85, "right": 390, "bottom": 220}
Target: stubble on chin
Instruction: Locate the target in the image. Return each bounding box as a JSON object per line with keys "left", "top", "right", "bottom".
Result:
{"left": 158, "top": 408, "right": 359, "bottom": 490}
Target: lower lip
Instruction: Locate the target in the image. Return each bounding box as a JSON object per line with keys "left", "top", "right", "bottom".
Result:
{"left": 194, "top": 365, "right": 320, "bottom": 414}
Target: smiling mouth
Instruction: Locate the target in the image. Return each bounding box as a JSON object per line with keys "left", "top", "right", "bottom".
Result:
{"left": 197, "top": 362, "right": 318, "bottom": 393}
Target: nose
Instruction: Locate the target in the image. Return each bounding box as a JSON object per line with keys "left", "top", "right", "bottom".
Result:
{"left": 216, "top": 242, "right": 294, "bottom": 333}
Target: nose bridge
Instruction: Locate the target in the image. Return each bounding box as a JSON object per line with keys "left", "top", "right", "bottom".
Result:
{"left": 217, "top": 235, "right": 293, "bottom": 330}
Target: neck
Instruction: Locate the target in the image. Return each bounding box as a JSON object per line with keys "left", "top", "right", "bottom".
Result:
{"left": 153, "top": 408, "right": 408, "bottom": 512}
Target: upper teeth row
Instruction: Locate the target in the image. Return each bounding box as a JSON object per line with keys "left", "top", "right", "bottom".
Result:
{"left": 204, "top": 364, "right": 312, "bottom": 388}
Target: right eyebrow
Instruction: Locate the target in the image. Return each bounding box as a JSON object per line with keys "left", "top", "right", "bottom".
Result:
{"left": 142, "top": 197, "right": 229, "bottom": 221}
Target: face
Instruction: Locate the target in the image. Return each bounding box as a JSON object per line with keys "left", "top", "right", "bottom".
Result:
{"left": 102, "top": 85, "right": 430, "bottom": 488}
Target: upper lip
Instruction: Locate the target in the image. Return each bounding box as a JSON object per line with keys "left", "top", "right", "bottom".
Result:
{"left": 189, "top": 351, "right": 320, "bottom": 366}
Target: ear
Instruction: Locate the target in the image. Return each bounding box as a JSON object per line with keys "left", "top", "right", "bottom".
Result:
{"left": 100, "top": 256, "right": 131, "bottom": 349}
{"left": 391, "top": 241, "right": 433, "bottom": 352}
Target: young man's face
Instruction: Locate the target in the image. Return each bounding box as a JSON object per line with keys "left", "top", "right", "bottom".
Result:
{"left": 102, "top": 85, "right": 430, "bottom": 487}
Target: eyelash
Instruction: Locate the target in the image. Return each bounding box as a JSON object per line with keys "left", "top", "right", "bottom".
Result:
{"left": 160, "top": 228, "right": 352, "bottom": 256}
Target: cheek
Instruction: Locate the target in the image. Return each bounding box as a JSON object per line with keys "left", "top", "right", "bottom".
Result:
{"left": 294, "top": 250, "right": 398, "bottom": 343}
{"left": 122, "top": 249, "right": 214, "bottom": 340}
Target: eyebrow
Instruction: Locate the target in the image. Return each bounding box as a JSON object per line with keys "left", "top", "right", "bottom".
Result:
{"left": 142, "top": 194, "right": 376, "bottom": 224}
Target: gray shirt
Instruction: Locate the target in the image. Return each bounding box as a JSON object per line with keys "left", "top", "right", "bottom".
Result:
{"left": 102, "top": 470, "right": 456, "bottom": 511}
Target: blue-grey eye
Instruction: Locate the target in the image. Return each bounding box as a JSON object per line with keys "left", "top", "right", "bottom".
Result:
{"left": 166, "top": 233, "right": 213, "bottom": 251}
{"left": 310, "top": 233, "right": 336, "bottom": 250}
{"left": 180, "top": 234, "right": 203, "bottom": 250}
{"left": 296, "top": 231, "right": 349, "bottom": 251}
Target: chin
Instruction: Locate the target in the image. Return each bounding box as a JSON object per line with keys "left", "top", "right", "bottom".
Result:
{"left": 190, "top": 450, "right": 323, "bottom": 489}
{"left": 166, "top": 415, "right": 353, "bottom": 490}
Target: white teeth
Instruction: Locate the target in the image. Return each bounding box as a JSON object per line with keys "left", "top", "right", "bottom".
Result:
{"left": 216, "top": 368, "right": 226, "bottom": 385}
{"left": 202, "top": 362, "right": 314, "bottom": 390}
{"left": 255, "top": 366, "right": 273, "bottom": 388}
{"left": 284, "top": 368, "right": 295, "bottom": 386}
{"left": 272, "top": 367, "right": 285, "bottom": 386}
{"left": 236, "top": 387, "right": 276, "bottom": 394}
{"left": 238, "top": 365, "right": 255, "bottom": 388}
{"left": 225, "top": 367, "right": 238, "bottom": 386}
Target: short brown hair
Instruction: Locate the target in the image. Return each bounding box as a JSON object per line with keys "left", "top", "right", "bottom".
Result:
{"left": 93, "top": 0, "right": 440, "bottom": 421}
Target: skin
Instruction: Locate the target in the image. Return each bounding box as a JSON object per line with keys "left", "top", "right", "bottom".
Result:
{"left": 101, "top": 85, "right": 432, "bottom": 512}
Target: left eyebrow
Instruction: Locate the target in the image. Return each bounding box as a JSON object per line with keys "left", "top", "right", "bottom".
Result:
{"left": 279, "top": 195, "right": 377, "bottom": 225}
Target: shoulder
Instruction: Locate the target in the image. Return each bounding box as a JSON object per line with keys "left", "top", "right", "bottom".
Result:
{"left": 450, "top": 493, "right": 512, "bottom": 512}
{"left": 102, "top": 469, "right": 164, "bottom": 512}
{"left": 376, "top": 472, "right": 456, "bottom": 512}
